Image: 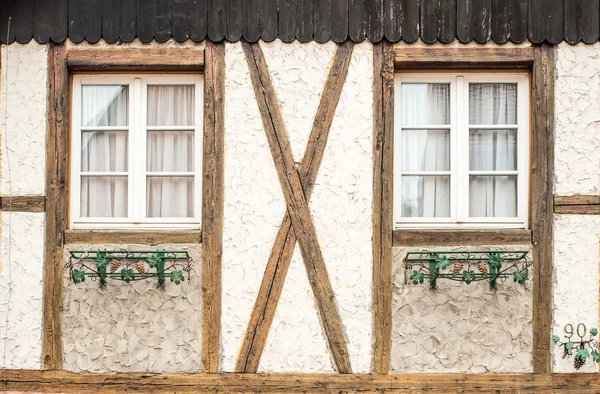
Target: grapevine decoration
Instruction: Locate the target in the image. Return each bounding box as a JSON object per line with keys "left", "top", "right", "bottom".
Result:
{"left": 66, "top": 249, "right": 193, "bottom": 288}
{"left": 404, "top": 250, "right": 531, "bottom": 290}
{"left": 553, "top": 323, "right": 600, "bottom": 370}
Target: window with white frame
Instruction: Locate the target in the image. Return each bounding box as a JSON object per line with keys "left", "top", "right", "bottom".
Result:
{"left": 71, "top": 75, "right": 203, "bottom": 229}
{"left": 394, "top": 73, "right": 529, "bottom": 228}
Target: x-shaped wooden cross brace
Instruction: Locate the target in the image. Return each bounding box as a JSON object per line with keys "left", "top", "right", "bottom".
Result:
{"left": 236, "top": 41, "right": 354, "bottom": 373}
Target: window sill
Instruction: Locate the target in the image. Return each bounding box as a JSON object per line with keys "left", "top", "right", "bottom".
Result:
{"left": 64, "top": 229, "right": 202, "bottom": 245}
{"left": 392, "top": 228, "right": 532, "bottom": 247}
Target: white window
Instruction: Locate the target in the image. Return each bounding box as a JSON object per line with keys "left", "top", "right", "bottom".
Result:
{"left": 71, "top": 75, "right": 203, "bottom": 229}
{"left": 394, "top": 73, "right": 529, "bottom": 229}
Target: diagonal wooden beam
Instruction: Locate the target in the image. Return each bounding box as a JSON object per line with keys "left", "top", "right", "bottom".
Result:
{"left": 241, "top": 41, "right": 352, "bottom": 374}
{"left": 235, "top": 41, "right": 354, "bottom": 373}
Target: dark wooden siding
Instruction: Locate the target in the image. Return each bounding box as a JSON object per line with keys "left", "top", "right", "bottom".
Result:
{"left": 0, "top": 0, "right": 597, "bottom": 44}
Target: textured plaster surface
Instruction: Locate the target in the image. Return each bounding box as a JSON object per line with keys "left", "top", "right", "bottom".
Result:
{"left": 65, "top": 38, "right": 205, "bottom": 50}
{"left": 222, "top": 41, "right": 373, "bottom": 373}
{"left": 62, "top": 244, "right": 202, "bottom": 373}
{"left": 0, "top": 43, "right": 48, "bottom": 195}
{"left": 555, "top": 43, "right": 600, "bottom": 195}
{"left": 0, "top": 213, "right": 44, "bottom": 369}
{"left": 391, "top": 245, "right": 533, "bottom": 373}
{"left": 552, "top": 215, "right": 600, "bottom": 373}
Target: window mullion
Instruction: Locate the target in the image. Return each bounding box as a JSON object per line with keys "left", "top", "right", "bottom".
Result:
{"left": 455, "top": 76, "right": 464, "bottom": 223}
{"left": 132, "top": 78, "right": 143, "bottom": 223}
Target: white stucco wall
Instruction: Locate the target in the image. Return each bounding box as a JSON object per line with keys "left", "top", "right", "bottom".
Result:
{"left": 552, "top": 43, "right": 600, "bottom": 373}
{"left": 62, "top": 244, "right": 202, "bottom": 373}
{"left": 222, "top": 41, "right": 373, "bottom": 373}
{"left": 0, "top": 43, "right": 48, "bottom": 196}
{"left": 0, "top": 213, "right": 44, "bottom": 369}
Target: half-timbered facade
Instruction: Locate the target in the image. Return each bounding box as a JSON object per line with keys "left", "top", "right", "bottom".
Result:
{"left": 0, "top": 1, "right": 599, "bottom": 392}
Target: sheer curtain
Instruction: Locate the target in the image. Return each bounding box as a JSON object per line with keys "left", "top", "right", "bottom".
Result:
{"left": 469, "top": 83, "right": 518, "bottom": 217}
{"left": 146, "top": 85, "right": 195, "bottom": 218}
{"left": 80, "top": 86, "right": 128, "bottom": 217}
{"left": 401, "top": 84, "right": 450, "bottom": 217}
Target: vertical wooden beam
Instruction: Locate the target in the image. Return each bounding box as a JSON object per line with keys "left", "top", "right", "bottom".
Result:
{"left": 372, "top": 41, "right": 394, "bottom": 374}
{"left": 201, "top": 41, "right": 225, "bottom": 373}
{"left": 43, "top": 43, "right": 69, "bottom": 370}
{"left": 531, "top": 43, "right": 555, "bottom": 374}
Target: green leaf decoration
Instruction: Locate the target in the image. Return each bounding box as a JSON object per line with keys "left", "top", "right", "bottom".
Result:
{"left": 435, "top": 256, "right": 450, "bottom": 271}
{"left": 576, "top": 347, "right": 591, "bottom": 360}
{"left": 513, "top": 270, "right": 528, "bottom": 285}
{"left": 488, "top": 253, "right": 503, "bottom": 270}
{"left": 552, "top": 335, "right": 560, "bottom": 343}
{"left": 72, "top": 269, "right": 86, "bottom": 284}
{"left": 95, "top": 257, "right": 108, "bottom": 271}
{"left": 592, "top": 350, "right": 600, "bottom": 363}
{"left": 565, "top": 342, "right": 574, "bottom": 351}
{"left": 462, "top": 270, "right": 476, "bottom": 284}
{"left": 171, "top": 270, "right": 185, "bottom": 285}
{"left": 409, "top": 270, "right": 425, "bottom": 285}
{"left": 120, "top": 269, "right": 135, "bottom": 283}
{"left": 591, "top": 328, "right": 598, "bottom": 336}
{"left": 146, "top": 254, "right": 162, "bottom": 269}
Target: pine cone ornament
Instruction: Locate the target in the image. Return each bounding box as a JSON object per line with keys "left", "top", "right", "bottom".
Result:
{"left": 109, "top": 259, "right": 121, "bottom": 273}
{"left": 574, "top": 355, "right": 586, "bottom": 370}
{"left": 477, "top": 262, "right": 489, "bottom": 276}
{"left": 451, "top": 262, "right": 463, "bottom": 276}
{"left": 135, "top": 260, "right": 146, "bottom": 274}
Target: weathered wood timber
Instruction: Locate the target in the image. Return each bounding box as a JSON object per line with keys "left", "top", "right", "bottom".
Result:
{"left": 372, "top": 41, "right": 394, "bottom": 374}
{"left": 235, "top": 41, "right": 354, "bottom": 373}
{"left": 242, "top": 41, "right": 352, "bottom": 374}
{"left": 393, "top": 229, "right": 533, "bottom": 247}
{"left": 66, "top": 48, "right": 205, "bottom": 71}
{"left": 554, "top": 195, "right": 600, "bottom": 214}
{"left": 394, "top": 47, "right": 534, "bottom": 69}
{"left": 0, "top": 196, "right": 46, "bottom": 213}
{"left": 531, "top": 44, "right": 556, "bottom": 374}
{"left": 42, "top": 43, "right": 69, "bottom": 370}
{"left": 64, "top": 230, "right": 202, "bottom": 245}
{"left": 3, "top": 370, "right": 600, "bottom": 393}
{"left": 201, "top": 41, "right": 226, "bottom": 373}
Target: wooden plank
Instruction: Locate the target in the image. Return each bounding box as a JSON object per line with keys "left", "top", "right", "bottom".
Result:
{"left": 349, "top": 0, "right": 367, "bottom": 42}
{"left": 528, "top": 0, "right": 547, "bottom": 43}
{"left": 64, "top": 230, "right": 202, "bottom": 245}
{"left": 119, "top": 0, "right": 137, "bottom": 42}
{"left": 201, "top": 41, "right": 226, "bottom": 374}
{"left": 279, "top": 0, "right": 298, "bottom": 42}
{"left": 401, "top": 0, "right": 420, "bottom": 42}
{"left": 6, "top": 370, "right": 600, "bottom": 392}
{"left": 42, "top": 43, "right": 69, "bottom": 371}
{"left": 297, "top": 0, "right": 314, "bottom": 42}
{"left": 457, "top": 0, "right": 474, "bottom": 42}
{"left": 531, "top": 44, "right": 555, "bottom": 375}
{"left": 67, "top": 48, "right": 204, "bottom": 70}
{"left": 439, "top": 0, "right": 457, "bottom": 43}
{"left": 0, "top": 1, "right": 16, "bottom": 44}
{"left": 207, "top": 0, "right": 226, "bottom": 41}
{"left": 546, "top": 0, "right": 564, "bottom": 44}
{"left": 102, "top": 0, "right": 121, "bottom": 43}
{"left": 393, "top": 229, "right": 533, "bottom": 247}
{"left": 190, "top": 0, "right": 207, "bottom": 41}
{"left": 420, "top": 0, "right": 439, "bottom": 43}
{"left": 243, "top": 0, "right": 260, "bottom": 42}
{"left": 383, "top": 0, "right": 402, "bottom": 42}
{"left": 368, "top": 0, "right": 384, "bottom": 42}
{"left": 491, "top": 0, "right": 510, "bottom": 43}
{"left": 372, "top": 42, "right": 394, "bottom": 375}
{"left": 242, "top": 41, "right": 352, "bottom": 374}
{"left": 555, "top": 205, "right": 600, "bottom": 215}
{"left": 155, "top": 0, "right": 172, "bottom": 42}
{"left": 235, "top": 42, "right": 354, "bottom": 373}
{"left": 225, "top": 0, "right": 243, "bottom": 42}
{"left": 314, "top": 0, "right": 332, "bottom": 43}
{"left": 473, "top": 0, "right": 492, "bottom": 43}
{"left": 4, "top": 0, "right": 34, "bottom": 44}
{"left": 331, "top": 0, "right": 349, "bottom": 42}
{"left": 394, "top": 47, "right": 534, "bottom": 68}
{"left": 137, "top": 0, "right": 157, "bottom": 42}
{"left": 33, "top": 0, "right": 68, "bottom": 44}
{"left": 172, "top": 0, "right": 192, "bottom": 42}
{"left": 261, "top": 0, "right": 279, "bottom": 41}
{"left": 68, "top": 0, "right": 102, "bottom": 44}
{"left": 581, "top": 0, "right": 600, "bottom": 44}
{"left": 554, "top": 195, "right": 600, "bottom": 206}
{"left": 508, "top": 0, "right": 528, "bottom": 43}
{"left": 0, "top": 196, "right": 46, "bottom": 213}
{"left": 564, "top": 0, "right": 580, "bottom": 44}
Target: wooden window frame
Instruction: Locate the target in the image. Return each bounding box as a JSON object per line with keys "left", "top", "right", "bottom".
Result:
{"left": 373, "top": 44, "right": 554, "bottom": 374}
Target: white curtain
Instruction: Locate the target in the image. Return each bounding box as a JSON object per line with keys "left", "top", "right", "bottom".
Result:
{"left": 80, "top": 86, "right": 128, "bottom": 217}
{"left": 401, "top": 84, "right": 450, "bottom": 217}
{"left": 146, "top": 85, "right": 195, "bottom": 218}
{"left": 469, "top": 84, "right": 518, "bottom": 217}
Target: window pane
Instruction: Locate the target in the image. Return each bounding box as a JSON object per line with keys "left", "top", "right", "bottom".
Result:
{"left": 401, "top": 176, "right": 450, "bottom": 218}
{"left": 147, "top": 85, "right": 195, "bottom": 127}
{"left": 147, "top": 177, "right": 194, "bottom": 218}
{"left": 469, "top": 83, "right": 517, "bottom": 125}
{"left": 82, "top": 85, "right": 128, "bottom": 127}
{"left": 469, "top": 129, "right": 517, "bottom": 171}
{"left": 80, "top": 176, "right": 128, "bottom": 217}
{"left": 401, "top": 129, "right": 450, "bottom": 171}
{"left": 147, "top": 131, "right": 194, "bottom": 172}
{"left": 469, "top": 176, "right": 517, "bottom": 217}
{"left": 81, "top": 131, "right": 128, "bottom": 172}
{"left": 401, "top": 83, "right": 450, "bottom": 125}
